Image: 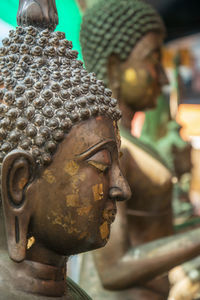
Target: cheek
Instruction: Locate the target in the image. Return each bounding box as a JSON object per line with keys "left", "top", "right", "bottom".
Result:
{"left": 75, "top": 169, "right": 110, "bottom": 237}
{"left": 137, "top": 67, "right": 155, "bottom": 89}
{"left": 65, "top": 168, "right": 108, "bottom": 222}
{"left": 42, "top": 165, "right": 110, "bottom": 240}
{"left": 121, "top": 67, "right": 156, "bottom": 101}
{"left": 123, "top": 66, "right": 153, "bottom": 86}
{"left": 146, "top": 63, "right": 159, "bottom": 85}
{"left": 136, "top": 65, "right": 160, "bottom": 104}
{"left": 76, "top": 167, "right": 109, "bottom": 204}
{"left": 123, "top": 68, "right": 138, "bottom": 87}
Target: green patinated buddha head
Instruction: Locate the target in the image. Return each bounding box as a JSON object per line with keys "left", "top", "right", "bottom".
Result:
{"left": 80, "top": 0, "right": 168, "bottom": 110}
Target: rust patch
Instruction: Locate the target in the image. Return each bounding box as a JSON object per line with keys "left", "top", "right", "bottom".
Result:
{"left": 92, "top": 183, "right": 103, "bottom": 201}
{"left": 42, "top": 170, "right": 56, "bottom": 184}
{"left": 51, "top": 211, "right": 76, "bottom": 227}
{"left": 52, "top": 214, "right": 63, "bottom": 226}
{"left": 66, "top": 194, "right": 79, "bottom": 207}
{"left": 77, "top": 205, "right": 92, "bottom": 216}
{"left": 64, "top": 160, "right": 79, "bottom": 176}
{"left": 100, "top": 221, "right": 109, "bottom": 240}
{"left": 102, "top": 209, "right": 110, "bottom": 220}
{"left": 67, "top": 226, "right": 81, "bottom": 234}
{"left": 18, "top": 177, "right": 27, "bottom": 190}
{"left": 63, "top": 215, "right": 75, "bottom": 225}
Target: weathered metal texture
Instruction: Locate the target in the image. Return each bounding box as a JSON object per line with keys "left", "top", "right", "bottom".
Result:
{"left": 0, "top": 0, "right": 131, "bottom": 298}
{"left": 80, "top": 0, "right": 165, "bottom": 85}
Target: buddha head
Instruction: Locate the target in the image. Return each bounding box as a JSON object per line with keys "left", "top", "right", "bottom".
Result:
{"left": 0, "top": 23, "right": 130, "bottom": 264}
{"left": 80, "top": 0, "right": 168, "bottom": 111}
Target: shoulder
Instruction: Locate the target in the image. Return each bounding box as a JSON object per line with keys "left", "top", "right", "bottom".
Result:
{"left": 120, "top": 133, "right": 172, "bottom": 189}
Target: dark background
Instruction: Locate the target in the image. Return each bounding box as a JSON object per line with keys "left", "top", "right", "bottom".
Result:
{"left": 147, "top": 0, "right": 200, "bottom": 41}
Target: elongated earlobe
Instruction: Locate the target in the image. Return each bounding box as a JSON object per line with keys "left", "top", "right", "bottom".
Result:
{"left": 1, "top": 150, "right": 35, "bottom": 262}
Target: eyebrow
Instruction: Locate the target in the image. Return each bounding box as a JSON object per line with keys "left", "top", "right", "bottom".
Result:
{"left": 144, "top": 47, "right": 161, "bottom": 58}
{"left": 76, "top": 139, "right": 116, "bottom": 159}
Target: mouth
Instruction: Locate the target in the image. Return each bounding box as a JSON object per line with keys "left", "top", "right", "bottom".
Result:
{"left": 102, "top": 208, "right": 117, "bottom": 225}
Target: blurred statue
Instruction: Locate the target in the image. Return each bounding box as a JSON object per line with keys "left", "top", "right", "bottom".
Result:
{"left": 76, "top": 0, "right": 99, "bottom": 12}
{"left": 0, "top": 0, "right": 131, "bottom": 298}
{"left": 80, "top": 0, "right": 200, "bottom": 299}
{"left": 169, "top": 257, "right": 200, "bottom": 300}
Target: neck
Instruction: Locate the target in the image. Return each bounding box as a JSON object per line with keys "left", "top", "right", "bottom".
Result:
{"left": 119, "top": 102, "right": 135, "bottom": 132}
{"left": 12, "top": 259, "right": 67, "bottom": 297}
{"left": 0, "top": 247, "right": 69, "bottom": 297}
{"left": 0, "top": 213, "right": 69, "bottom": 297}
{"left": 14, "top": 243, "right": 68, "bottom": 297}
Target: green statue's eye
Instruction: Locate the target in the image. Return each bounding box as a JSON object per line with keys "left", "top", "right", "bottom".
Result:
{"left": 150, "top": 51, "right": 161, "bottom": 64}
{"left": 88, "top": 160, "right": 109, "bottom": 173}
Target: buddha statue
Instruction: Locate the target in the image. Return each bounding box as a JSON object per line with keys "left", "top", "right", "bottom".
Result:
{"left": 0, "top": 0, "right": 131, "bottom": 298}
{"left": 79, "top": 0, "right": 200, "bottom": 299}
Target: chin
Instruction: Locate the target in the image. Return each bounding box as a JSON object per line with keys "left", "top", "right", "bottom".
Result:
{"left": 75, "top": 235, "right": 108, "bottom": 254}
{"left": 89, "top": 235, "right": 110, "bottom": 251}
{"left": 145, "top": 98, "right": 158, "bottom": 110}
{"left": 147, "top": 103, "right": 157, "bottom": 110}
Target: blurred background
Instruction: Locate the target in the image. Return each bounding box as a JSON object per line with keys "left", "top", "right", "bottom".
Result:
{"left": 0, "top": 0, "right": 82, "bottom": 56}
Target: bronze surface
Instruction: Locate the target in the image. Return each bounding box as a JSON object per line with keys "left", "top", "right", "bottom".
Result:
{"left": 0, "top": 0, "right": 131, "bottom": 298}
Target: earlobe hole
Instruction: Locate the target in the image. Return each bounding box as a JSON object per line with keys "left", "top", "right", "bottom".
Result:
{"left": 15, "top": 216, "right": 20, "bottom": 244}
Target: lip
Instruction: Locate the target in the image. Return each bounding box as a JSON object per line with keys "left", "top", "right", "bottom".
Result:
{"left": 102, "top": 209, "right": 117, "bottom": 225}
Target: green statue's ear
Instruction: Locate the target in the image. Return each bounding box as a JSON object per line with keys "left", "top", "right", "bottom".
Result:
{"left": 107, "top": 54, "right": 121, "bottom": 98}
{"left": 1, "top": 150, "right": 36, "bottom": 262}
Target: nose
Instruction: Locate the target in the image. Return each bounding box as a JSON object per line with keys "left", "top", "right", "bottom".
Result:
{"left": 109, "top": 166, "right": 131, "bottom": 202}
{"left": 158, "top": 64, "right": 169, "bottom": 87}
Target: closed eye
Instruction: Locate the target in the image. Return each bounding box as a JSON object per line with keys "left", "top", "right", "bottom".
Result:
{"left": 88, "top": 161, "right": 109, "bottom": 173}
{"left": 87, "top": 149, "right": 111, "bottom": 173}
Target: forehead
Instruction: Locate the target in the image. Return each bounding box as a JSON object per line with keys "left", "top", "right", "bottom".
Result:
{"left": 53, "top": 116, "right": 117, "bottom": 160}
{"left": 126, "top": 32, "right": 164, "bottom": 63}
